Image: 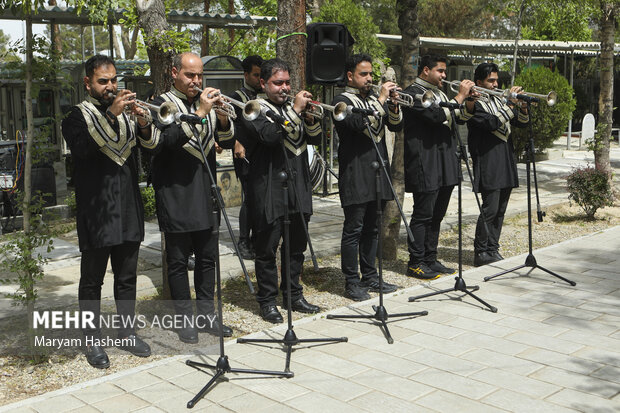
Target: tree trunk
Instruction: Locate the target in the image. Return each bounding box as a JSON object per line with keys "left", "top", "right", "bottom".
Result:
{"left": 121, "top": 28, "right": 139, "bottom": 60}
{"left": 136, "top": 0, "right": 175, "bottom": 95}
{"left": 136, "top": 0, "right": 175, "bottom": 299}
{"left": 510, "top": 0, "right": 526, "bottom": 86}
{"left": 24, "top": 15, "right": 33, "bottom": 234}
{"left": 308, "top": 0, "right": 323, "bottom": 20}
{"left": 201, "top": 0, "right": 211, "bottom": 57}
{"left": 48, "top": 0, "right": 62, "bottom": 53}
{"left": 596, "top": 1, "right": 614, "bottom": 185}
{"left": 228, "top": 0, "right": 235, "bottom": 45}
{"left": 111, "top": 26, "right": 123, "bottom": 59}
{"left": 382, "top": 0, "right": 419, "bottom": 260}
{"left": 276, "top": 0, "right": 306, "bottom": 92}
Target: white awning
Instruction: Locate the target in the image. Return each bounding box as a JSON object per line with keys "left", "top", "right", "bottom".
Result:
{"left": 377, "top": 34, "right": 620, "bottom": 56}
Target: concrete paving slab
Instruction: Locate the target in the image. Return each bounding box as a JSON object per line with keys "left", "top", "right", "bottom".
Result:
{"left": 2, "top": 149, "right": 620, "bottom": 412}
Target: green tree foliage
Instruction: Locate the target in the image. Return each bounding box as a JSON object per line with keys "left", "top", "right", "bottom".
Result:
{"left": 0, "top": 29, "right": 21, "bottom": 62}
{"left": 511, "top": 66, "right": 576, "bottom": 157}
{"left": 418, "top": 0, "right": 504, "bottom": 38}
{"left": 520, "top": 0, "right": 594, "bottom": 41}
{"left": 183, "top": 0, "right": 278, "bottom": 58}
{"left": 43, "top": 24, "right": 109, "bottom": 60}
{"left": 315, "top": 0, "right": 387, "bottom": 60}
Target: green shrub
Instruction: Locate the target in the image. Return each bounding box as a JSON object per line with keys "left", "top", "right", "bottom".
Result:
{"left": 141, "top": 186, "right": 156, "bottom": 219}
{"left": 566, "top": 166, "right": 613, "bottom": 219}
{"left": 65, "top": 191, "right": 76, "bottom": 216}
{"left": 512, "top": 66, "right": 577, "bottom": 158}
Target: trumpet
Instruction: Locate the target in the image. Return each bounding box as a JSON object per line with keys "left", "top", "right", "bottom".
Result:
{"left": 107, "top": 92, "right": 177, "bottom": 125}
{"left": 442, "top": 80, "right": 558, "bottom": 107}
{"left": 441, "top": 80, "right": 508, "bottom": 102}
{"left": 400, "top": 89, "right": 436, "bottom": 108}
{"left": 497, "top": 89, "right": 557, "bottom": 106}
{"left": 368, "top": 84, "right": 414, "bottom": 106}
{"left": 280, "top": 92, "right": 348, "bottom": 121}
{"left": 192, "top": 86, "right": 262, "bottom": 121}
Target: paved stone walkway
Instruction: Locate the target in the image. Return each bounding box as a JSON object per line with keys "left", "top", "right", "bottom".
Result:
{"left": 1, "top": 146, "right": 619, "bottom": 320}
{"left": 2, "top": 226, "right": 619, "bottom": 412}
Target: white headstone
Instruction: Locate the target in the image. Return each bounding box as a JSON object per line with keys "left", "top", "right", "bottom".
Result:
{"left": 582, "top": 113, "right": 595, "bottom": 141}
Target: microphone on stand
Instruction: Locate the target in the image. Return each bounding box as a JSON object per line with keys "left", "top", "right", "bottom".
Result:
{"left": 174, "top": 112, "right": 207, "bottom": 125}
{"left": 262, "top": 109, "right": 290, "bottom": 127}
{"left": 346, "top": 106, "right": 380, "bottom": 117}
{"left": 434, "top": 101, "right": 464, "bottom": 110}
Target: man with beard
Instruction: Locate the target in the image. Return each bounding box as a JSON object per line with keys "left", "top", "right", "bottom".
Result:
{"left": 146, "top": 52, "right": 235, "bottom": 343}
{"left": 467, "top": 62, "right": 528, "bottom": 266}
{"left": 241, "top": 58, "right": 322, "bottom": 323}
{"left": 230, "top": 55, "right": 263, "bottom": 260}
{"left": 401, "top": 55, "right": 476, "bottom": 279}
{"left": 331, "top": 53, "right": 402, "bottom": 301}
{"left": 62, "top": 54, "right": 152, "bottom": 368}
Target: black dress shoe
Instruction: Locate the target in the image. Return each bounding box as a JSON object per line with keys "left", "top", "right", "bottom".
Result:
{"left": 345, "top": 282, "right": 371, "bottom": 301}
{"left": 199, "top": 315, "right": 233, "bottom": 337}
{"left": 118, "top": 334, "right": 151, "bottom": 357}
{"left": 427, "top": 260, "right": 456, "bottom": 274}
{"left": 85, "top": 345, "right": 110, "bottom": 369}
{"left": 474, "top": 251, "right": 499, "bottom": 267}
{"left": 360, "top": 278, "right": 398, "bottom": 293}
{"left": 283, "top": 297, "right": 320, "bottom": 314}
{"left": 260, "top": 304, "right": 284, "bottom": 323}
{"left": 236, "top": 240, "right": 256, "bottom": 260}
{"left": 490, "top": 251, "right": 504, "bottom": 261}
{"left": 177, "top": 327, "right": 199, "bottom": 344}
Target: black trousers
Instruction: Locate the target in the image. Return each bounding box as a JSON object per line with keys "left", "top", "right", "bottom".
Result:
{"left": 341, "top": 201, "right": 385, "bottom": 284}
{"left": 79, "top": 242, "right": 140, "bottom": 338}
{"left": 238, "top": 175, "right": 253, "bottom": 243}
{"left": 474, "top": 187, "right": 512, "bottom": 253}
{"left": 408, "top": 185, "right": 454, "bottom": 264}
{"left": 165, "top": 229, "right": 217, "bottom": 317}
{"left": 254, "top": 213, "right": 308, "bottom": 306}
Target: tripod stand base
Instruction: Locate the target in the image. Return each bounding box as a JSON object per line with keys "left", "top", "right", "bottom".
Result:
{"left": 327, "top": 305, "right": 428, "bottom": 344}
{"left": 483, "top": 254, "right": 576, "bottom": 286}
{"left": 408, "top": 276, "right": 498, "bottom": 313}
{"left": 185, "top": 355, "right": 293, "bottom": 408}
{"left": 237, "top": 328, "right": 347, "bottom": 373}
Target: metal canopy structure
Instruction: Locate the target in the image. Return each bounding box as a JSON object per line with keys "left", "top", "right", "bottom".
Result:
{"left": 377, "top": 34, "right": 620, "bottom": 56}
{"left": 0, "top": 5, "right": 277, "bottom": 28}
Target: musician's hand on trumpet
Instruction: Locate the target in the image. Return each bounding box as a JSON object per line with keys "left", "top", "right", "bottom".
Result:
{"left": 508, "top": 85, "right": 527, "bottom": 109}
{"left": 196, "top": 87, "right": 229, "bottom": 126}
{"left": 453, "top": 79, "right": 477, "bottom": 113}
{"left": 376, "top": 81, "right": 398, "bottom": 106}
{"left": 292, "top": 90, "right": 313, "bottom": 117}
{"left": 106, "top": 89, "right": 151, "bottom": 127}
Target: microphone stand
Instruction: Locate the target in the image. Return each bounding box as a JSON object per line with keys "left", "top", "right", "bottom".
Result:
{"left": 183, "top": 122, "right": 291, "bottom": 409}
{"left": 484, "top": 100, "right": 575, "bottom": 286}
{"left": 408, "top": 105, "right": 497, "bottom": 312}
{"left": 237, "top": 131, "right": 347, "bottom": 373}
{"left": 327, "top": 114, "right": 428, "bottom": 344}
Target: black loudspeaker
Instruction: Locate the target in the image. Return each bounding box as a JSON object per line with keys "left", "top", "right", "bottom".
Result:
{"left": 306, "top": 23, "right": 354, "bottom": 85}
{"left": 16, "top": 167, "right": 57, "bottom": 209}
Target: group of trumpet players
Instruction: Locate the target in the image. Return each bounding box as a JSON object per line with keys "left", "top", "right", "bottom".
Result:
{"left": 62, "top": 50, "right": 540, "bottom": 368}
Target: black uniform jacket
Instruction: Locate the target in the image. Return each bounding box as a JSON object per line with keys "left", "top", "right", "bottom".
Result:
{"left": 145, "top": 87, "right": 235, "bottom": 233}
{"left": 62, "top": 98, "right": 144, "bottom": 251}
{"left": 402, "top": 77, "right": 473, "bottom": 193}
{"left": 332, "top": 87, "right": 402, "bottom": 207}
{"left": 241, "top": 97, "right": 322, "bottom": 231}
{"left": 467, "top": 96, "right": 529, "bottom": 192}
{"left": 230, "top": 83, "right": 259, "bottom": 179}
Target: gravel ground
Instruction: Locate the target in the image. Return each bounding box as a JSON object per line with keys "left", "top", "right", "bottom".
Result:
{"left": 1, "top": 201, "right": 618, "bottom": 406}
